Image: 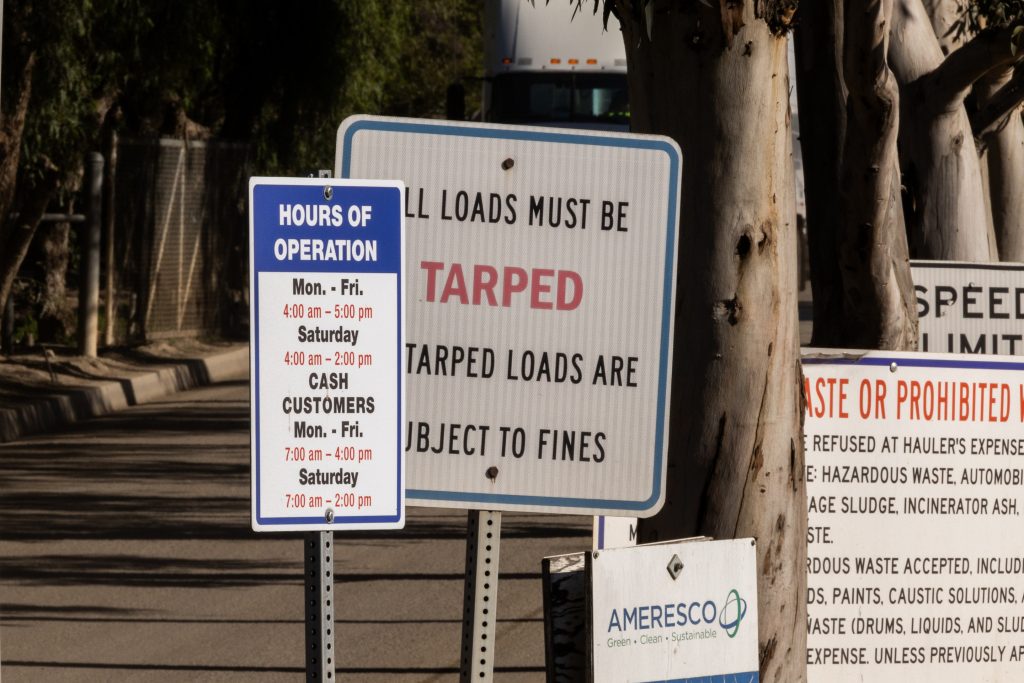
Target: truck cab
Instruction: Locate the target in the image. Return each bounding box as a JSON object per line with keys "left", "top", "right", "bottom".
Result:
{"left": 482, "top": 0, "right": 629, "bottom": 131}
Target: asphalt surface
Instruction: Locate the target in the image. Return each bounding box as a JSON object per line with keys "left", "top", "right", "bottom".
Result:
{"left": 0, "top": 380, "right": 592, "bottom": 681}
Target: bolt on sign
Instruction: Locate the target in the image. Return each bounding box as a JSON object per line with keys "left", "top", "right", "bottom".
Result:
{"left": 912, "top": 261, "right": 1024, "bottom": 357}
{"left": 335, "top": 116, "right": 680, "bottom": 516}
{"left": 249, "top": 178, "right": 406, "bottom": 531}
{"left": 803, "top": 350, "right": 1024, "bottom": 681}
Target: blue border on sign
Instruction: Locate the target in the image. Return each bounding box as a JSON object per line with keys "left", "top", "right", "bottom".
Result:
{"left": 339, "top": 119, "right": 680, "bottom": 512}
{"left": 802, "top": 356, "right": 1024, "bottom": 372}
{"left": 251, "top": 181, "right": 404, "bottom": 527}
{"left": 642, "top": 674, "right": 759, "bottom": 683}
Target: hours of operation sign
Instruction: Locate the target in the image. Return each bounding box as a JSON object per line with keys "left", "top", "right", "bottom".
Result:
{"left": 249, "top": 177, "right": 405, "bottom": 531}
{"left": 336, "top": 116, "right": 680, "bottom": 516}
{"left": 803, "top": 351, "right": 1024, "bottom": 681}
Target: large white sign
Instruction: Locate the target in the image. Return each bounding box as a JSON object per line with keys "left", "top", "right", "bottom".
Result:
{"left": 335, "top": 116, "right": 680, "bottom": 515}
{"left": 913, "top": 260, "right": 1024, "bottom": 356}
{"left": 804, "top": 350, "right": 1024, "bottom": 680}
{"left": 590, "top": 538, "right": 759, "bottom": 682}
{"left": 249, "top": 178, "right": 406, "bottom": 531}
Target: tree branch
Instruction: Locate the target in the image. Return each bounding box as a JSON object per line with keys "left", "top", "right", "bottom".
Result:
{"left": 972, "top": 65, "right": 1024, "bottom": 139}
{"left": 0, "top": 51, "right": 37, "bottom": 228}
{"left": 0, "top": 167, "right": 61, "bottom": 314}
{"left": 927, "top": 19, "right": 1024, "bottom": 108}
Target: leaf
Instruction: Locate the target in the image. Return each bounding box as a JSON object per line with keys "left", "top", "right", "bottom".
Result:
{"left": 645, "top": 0, "right": 654, "bottom": 40}
{"left": 1012, "top": 25, "right": 1024, "bottom": 57}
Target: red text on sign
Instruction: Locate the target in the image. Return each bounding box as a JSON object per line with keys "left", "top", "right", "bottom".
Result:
{"left": 420, "top": 261, "right": 583, "bottom": 310}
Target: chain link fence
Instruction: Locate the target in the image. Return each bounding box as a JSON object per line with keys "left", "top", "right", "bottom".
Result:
{"left": 114, "top": 138, "right": 251, "bottom": 342}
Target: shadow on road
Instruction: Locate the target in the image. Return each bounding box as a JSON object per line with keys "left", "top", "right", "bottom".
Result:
{"left": 3, "top": 659, "right": 545, "bottom": 676}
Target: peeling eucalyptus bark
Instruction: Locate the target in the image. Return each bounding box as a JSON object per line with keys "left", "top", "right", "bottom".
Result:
{"left": 888, "top": 0, "right": 1024, "bottom": 261}
{"left": 616, "top": 1, "right": 806, "bottom": 680}
{"left": 977, "top": 67, "right": 1024, "bottom": 262}
{"left": 921, "top": 0, "right": 962, "bottom": 55}
{"left": 888, "top": 0, "right": 991, "bottom": 259}
{"left": 838, "top": 0, "right": 918, "bottom": 350}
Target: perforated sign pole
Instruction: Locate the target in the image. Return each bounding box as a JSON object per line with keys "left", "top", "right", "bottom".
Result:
{"left": 305, "top": 530, "right": 335, "bottom": 682}
{"left": 303, "top": 172, "right": 336, "bottom": 683}
{"left": 460, "top": 510, "right": 502, "bottom": 682}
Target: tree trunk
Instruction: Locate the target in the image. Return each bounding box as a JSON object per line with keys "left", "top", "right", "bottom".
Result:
{"left": 0, "top": 171, "right": 61, "bottom": 317}
{"left": 618, "top": 2, "right": 806, "bottom": 680}
{"left": 888, "top": 0, "right": 994, "bottom": 260}
{"left": 794, "top": 0, "right": 847, "bottom": 346}
{"left": 38, "top": 222, "right": 73, "bottom": 342}
{"left": 0, "top": 51, "right": 36, "bottom": 229}
{"left": 37, "top": 205, "right": 75, "bottom": 343}
{"left": 977, "top": 67, "right": 1024, "bottom": 262}
{"left": 0, "top": 5, "right": 40, "bottom": 316}
{"left": 838, "top": 0, "right": 918, "bottom": 349}
{"left": 922, "top": 0, "right": 1009, "bottom": 260}
{"left": 921, "top": 0, "right": 962, "bottom": 55}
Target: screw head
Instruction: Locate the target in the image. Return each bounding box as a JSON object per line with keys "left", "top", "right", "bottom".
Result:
{"left": 324, "top": 508, "right": 335, "bottom": 523}
{"left": 889, "top": 362, "right": 898, "bottom": 373}
{"left": 323, "top": 186, "right": 333, "bottom": 201}
{"left": 667, "top": 554, "right": 684, "bottom": 580}
{"left": 501, "top": 158, "right": 514, "bottom": 171}
{"left": 485, "top": 466, "right": 499, "bottom": 481}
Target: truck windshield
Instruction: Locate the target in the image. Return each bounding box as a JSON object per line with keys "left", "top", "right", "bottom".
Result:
{"left": 489, "top": 73, "right": 628, "bottom": 125}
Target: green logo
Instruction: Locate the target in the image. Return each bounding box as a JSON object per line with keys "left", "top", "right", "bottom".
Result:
{"left": 719, "top": 589, "right": 748, "bottom": 638}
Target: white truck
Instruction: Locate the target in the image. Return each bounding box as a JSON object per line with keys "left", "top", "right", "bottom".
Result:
{"left": 481, "top": 0, "right": 629, "bottom": 130}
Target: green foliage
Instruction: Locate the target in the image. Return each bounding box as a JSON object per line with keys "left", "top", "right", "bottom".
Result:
{"left": 231, "top": 0, "right": 484, "bottom": 175}
{"left": 8, "top": 1, "right": 100, "bottom": 189}
{"left": 12, "top": 313, "right": 38, "bottom": 346}
{"left": 954, "top": 0, "right": 1024, "bottom": 37}
{"left": 9, "top": 281, "right": 39, "bottom": 345}
{"left": 4, "top": 0, "right": 483, "bottom": 180}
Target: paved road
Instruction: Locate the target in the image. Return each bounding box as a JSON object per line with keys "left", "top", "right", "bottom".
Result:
{"left": 0, "top": 380, "right": 592, "bottom": 681}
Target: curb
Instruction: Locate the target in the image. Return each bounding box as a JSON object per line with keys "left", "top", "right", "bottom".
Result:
{"left": 0, "top": 345, "right": 249, "bottom": 444}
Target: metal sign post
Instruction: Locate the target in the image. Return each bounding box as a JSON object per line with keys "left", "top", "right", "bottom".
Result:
{"left": 460, "top": 510, "right": 502, "bottom": 682}
{"left": 305, "top": 531, "right": 335, "bottom": 682}
{"left": 303, "top": 172, "right": 335, "bottom": 683}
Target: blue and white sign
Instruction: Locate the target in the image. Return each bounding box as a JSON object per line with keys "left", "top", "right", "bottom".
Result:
{"left": 590, "top": 538, "right": 759, "bottom": 682}
{"left": 249, "top": 177, "right": 405, "bottom": 531}
{"left": 336, "top": 115, "right": 680, "bottom": 516}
